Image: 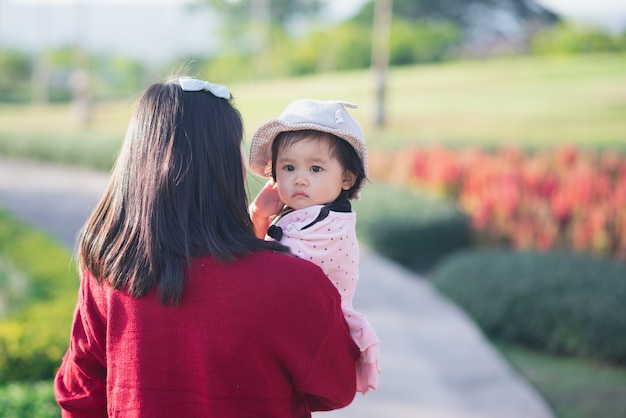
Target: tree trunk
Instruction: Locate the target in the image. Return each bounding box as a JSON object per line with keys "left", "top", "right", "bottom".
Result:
{"left": 72, "top": 1, "right": 90, "bottom": 125}
{"left": 371, "top": 0, "right": 392, "bottom": 129}
{"left": 251, "top": 0, "right": 272, "bottom": 78}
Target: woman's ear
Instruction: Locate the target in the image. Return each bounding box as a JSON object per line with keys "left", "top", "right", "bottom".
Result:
{"left": 342, "top": 171, "right": 357, "bottom": 190}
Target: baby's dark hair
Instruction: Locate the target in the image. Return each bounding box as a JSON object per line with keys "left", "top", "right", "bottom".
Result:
{"left": 270, "top": 129, "right": 366, "bottom": 200}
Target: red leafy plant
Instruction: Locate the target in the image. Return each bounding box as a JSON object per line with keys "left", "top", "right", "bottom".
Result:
{"left": 368, "top": 145, "right": 626, "bottom": 259}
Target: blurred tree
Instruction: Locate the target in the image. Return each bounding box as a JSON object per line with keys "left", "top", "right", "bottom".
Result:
{"left": 355, "top": 0, "right": 559, "bottom": 53}
{"left": 0, "top": 46, "right": 147, "bottom": 104}
{"left": 281, "top": 21, "right": 372, "bottom": 76}
{"left": 95, "top": 56, "right": 146, "bottom": 99}
{"left": 197, "top": 0, "right": 324, "bottom": 77}
{"left": 202, "top": 0, "right": 322, "bottom": 25}
{"left": 372, "top": 0, "right": 392, "bottom": 129}
{"left": 0, "top": 50, "right": 31, "bottom": 103}
{"left": 532, "top": 22, "right": 626, "bottom": 55}
{"left": 389, "top": 19, "right": 461, "bottom": 64}
{"left": 32, "top": 52, "right": 49, "bottom": 105}
{"left": 72, "top": 1, "right": 91, "bottom": 125}
{"left": 355, "top": 0, "right": 559, "bottom": 27}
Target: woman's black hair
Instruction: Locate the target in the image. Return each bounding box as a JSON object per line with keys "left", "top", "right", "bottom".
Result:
{"left": 79, "top": 79, "right": 286, "bottom": 305}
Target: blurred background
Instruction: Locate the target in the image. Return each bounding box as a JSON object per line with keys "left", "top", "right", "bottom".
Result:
{"left": 1, "top": 0, "right": 625, "bottom": 164}
{"left": 1, "top": 0, "right": 625, "bottom": 156}
{"left": 1, "top": 1, "right": 626, "bottom": 417}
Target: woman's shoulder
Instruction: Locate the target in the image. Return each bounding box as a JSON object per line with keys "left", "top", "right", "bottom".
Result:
{"left": 246, "top": 250, "right": 339, "bottom": 294}
{"left": 248, "top": 249, "right": 320, "bottom": 272}
{"left": 192, "top": 251, "right": 335, "bottom": 294}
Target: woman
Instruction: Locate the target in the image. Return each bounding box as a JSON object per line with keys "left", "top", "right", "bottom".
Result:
{"left": 54, "top": 77, "right": 359, "bottom": 417}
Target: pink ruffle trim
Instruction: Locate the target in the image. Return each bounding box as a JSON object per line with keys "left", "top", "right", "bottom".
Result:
{"left": 351, "top": 326, "right": 380, "bottom": 395}
{"left": 356, "top": 342, "right": 380, "bottom": 394}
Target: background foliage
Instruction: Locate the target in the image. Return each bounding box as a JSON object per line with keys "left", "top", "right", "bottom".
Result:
{"left": 368, "top": 145, "right": 626, "bottom": 260}
{"left": 354, "top": 183, "right": 473, "bottom": 273}
{"left": 432, "top": 249, "right": 626, "bottom": 364}
{"left": 1, "top": 0, "right": 625, "bottom": 103}
{"left": 0, "top": 380, "right": 58, "bottom": 418}
{"left": 0, "top": 208, "right": 77, "bottom": 384}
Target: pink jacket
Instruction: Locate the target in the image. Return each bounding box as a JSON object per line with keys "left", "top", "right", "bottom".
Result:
{"left": 274, "top": 206, "right": 380, "bottom": 393}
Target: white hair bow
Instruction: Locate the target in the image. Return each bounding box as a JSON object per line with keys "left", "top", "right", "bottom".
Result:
{"left": 178, "top": 77, "right": 231, "bottom": 100}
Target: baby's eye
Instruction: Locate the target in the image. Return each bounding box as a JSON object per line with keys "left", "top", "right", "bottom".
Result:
{"left": 282, "top": 164, "right": 295, "bottom": 172}
{"left": 311, "top": 166, "right": 322, "bottom": 173}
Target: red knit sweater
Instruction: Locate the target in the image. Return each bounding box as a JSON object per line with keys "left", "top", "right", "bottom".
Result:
{"left": 54, "top": 250, "right": 359, "bottom": 417}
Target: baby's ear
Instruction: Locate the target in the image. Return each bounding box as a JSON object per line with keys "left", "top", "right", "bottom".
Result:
{"left": 342, "top": 171, "right": 357, "bottom": 190}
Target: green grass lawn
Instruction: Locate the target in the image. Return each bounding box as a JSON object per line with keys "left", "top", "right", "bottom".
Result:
{"left": 495, "top": 341, "right": 626, "bottom": 418}
{"left": 1, "top": 53, "right": 625, "bottom": 170}
{"left": 235, "top": 53, "right": 626, "bottom": 150}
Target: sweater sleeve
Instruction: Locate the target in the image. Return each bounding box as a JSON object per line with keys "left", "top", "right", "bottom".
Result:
{"left": 54, "top": 273, "right": 108, "bottom": 417}
{"left": 303, "top": 310, "right": 360, "bottom": 411}
{"left": 289, "top": 267, "right": 360, "bottom": 411}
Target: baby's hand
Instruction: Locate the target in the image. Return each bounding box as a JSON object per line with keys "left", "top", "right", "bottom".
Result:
{"left": 250, "top": 180, "right": 283, "bottom": 239}
{"left": 251, "top": 180, "right": 284, "bottom": 219}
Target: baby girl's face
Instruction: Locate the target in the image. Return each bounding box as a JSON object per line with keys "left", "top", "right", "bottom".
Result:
{"left": 274, "top": 136, "right": 355, "bottom": 210}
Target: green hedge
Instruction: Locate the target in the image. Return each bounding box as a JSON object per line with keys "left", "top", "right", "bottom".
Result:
{"left": 430, "top": 248, "right": 626, "bottom": 365}
{"left": 0, "top": 208, "right": 78, "bottom": 384}
{"left": 0, "top": 380, "right": 58, "bottom": 418}
{"left": 354, "top": 182, "right": 473, "bottom": 273}
{"left": 0, "top": 132, "right": 119, "bottom": 172}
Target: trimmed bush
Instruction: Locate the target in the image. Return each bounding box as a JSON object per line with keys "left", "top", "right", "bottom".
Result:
{"left": 0, "top": 256, "right": 30, "bottom": 315}
{"left": 354, "top": 182, "right": 473, "bottom": 273}
{"left": 0, "top": 208, "right": 78, "bottom": 384}
{"left": 0, "top": 380, "right": 58, "bottom": 418}
{"left": 431, "top": 248, "right": 626, "bottom": 365}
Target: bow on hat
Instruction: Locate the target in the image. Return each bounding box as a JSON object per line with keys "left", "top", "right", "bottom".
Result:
{"left": 179, "top": 77, "right": 231, "bottom": 100}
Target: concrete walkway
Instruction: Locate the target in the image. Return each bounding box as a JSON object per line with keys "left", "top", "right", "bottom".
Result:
{"left": 0, "top": 157, "right": 555, "bottom": 418}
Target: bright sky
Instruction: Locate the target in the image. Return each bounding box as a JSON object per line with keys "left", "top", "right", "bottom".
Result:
{"left": 539, "top": 0, "right": 626, "bottom": 14}
{"left": 538, "top": 0, "right": 626, "bottom": 31}
{"left": 10, "top": 0, "right": 626, "bottom": 25}
{"left": 4, "top": 0, "right": 625, "bottom": 65}
{"left": 9, "top": 0, "right": 626, "bottom": 15}
{"left": 8, "top": 0, "right": 369, "bottom": 24}
{"left": 11, "top": 0, "right": 626, "bottom": 13}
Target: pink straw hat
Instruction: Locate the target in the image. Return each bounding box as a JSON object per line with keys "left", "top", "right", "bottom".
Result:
{"left": 249, "top": 99, "right": 367, "bottom": 191}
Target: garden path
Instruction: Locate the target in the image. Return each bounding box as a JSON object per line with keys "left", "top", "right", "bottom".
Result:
{"left": 0, "top": 157, "right": 555, "bottom": 418}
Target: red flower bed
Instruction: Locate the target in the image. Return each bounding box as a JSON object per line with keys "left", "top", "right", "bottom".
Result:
{"left": 368, "top": 145, "right": 626, "bottom": 259}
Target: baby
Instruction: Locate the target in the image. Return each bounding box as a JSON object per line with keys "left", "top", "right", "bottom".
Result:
{"left": 249, "top": 99, "right": 380, "bottom": 394}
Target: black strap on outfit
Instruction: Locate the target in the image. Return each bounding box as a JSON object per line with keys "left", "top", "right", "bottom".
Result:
{"left": 267, "top": 192, "right": 352, "bottom": 241}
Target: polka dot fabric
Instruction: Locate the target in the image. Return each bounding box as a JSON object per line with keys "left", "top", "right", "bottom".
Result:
{"left": 274, "top": 205, "right": 380, "bottom": 394}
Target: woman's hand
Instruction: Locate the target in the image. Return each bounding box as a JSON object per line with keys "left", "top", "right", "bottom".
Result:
{"left": 249, "top": 180, "right": 284, "bottom": 239}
